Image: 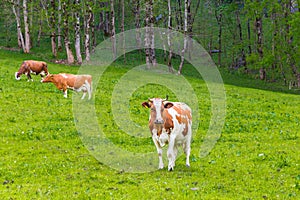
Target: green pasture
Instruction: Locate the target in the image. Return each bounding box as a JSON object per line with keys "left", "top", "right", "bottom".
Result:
{"left": 0, "top": 49, "right": 299, "bottom": 199}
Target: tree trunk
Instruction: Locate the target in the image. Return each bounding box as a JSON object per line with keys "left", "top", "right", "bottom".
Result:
{"left": 103, "top": 2, "right": 110, "bottom": 36}
{"left": 62, "top": 1, "right": 75, "bottom": 64}
{"left": 133, "top": 0, "right": 141, "bottom": 51}
{"left": 236, "top": 9, "right": 246, "bottom": 69}
{"left": 85, "top": 1, "right": 92, "bottom": 61}
{"left": 110, "top": 0, "right": 116, "bottom": 59}
{"left": 74, "top": 0, "right": 82, "bottom": 64}
{"left": 255, "top": 16, "right": 263, "bottom": 58}
{"left": 37, "top": 16, "right": 42, "bottom": 47}
{"left": 91, "top": 10, "right": 96, "bottom": 53}
{"left": 57, "top": 0, "right": 62, "bottom": 51}
{"left": 178, "top": 0, "right": 189, "bottom": 74}
{"left": 176, "top": 0, "right": 183, "bottom": 31}
{"left": 121, "top": 0, "right": 126, "bottom": 62}
{"left": 23, "top": 0, "right": 30, "bottom": 53}
{"left": 12, "top": 0, "right": 26, "bottom": 52}
{"left": 167, "top": 0, "right": 174, "bottom": 72}
{"left": 50, "top": 0, "right": 57, "bottom": 57}
{"left": 145, "top": 0, "right": 152, "bottom": 69}
{"left": 215, "top": 10, "right": 222, "bottom": 67}
{"left": 145, "top": 0, "right": 156, "bottom": 68}
{"left": 247, "top": 19, "right": 252, "bottom": 54}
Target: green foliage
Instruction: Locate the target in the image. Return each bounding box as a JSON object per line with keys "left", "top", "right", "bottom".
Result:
{"left": 0, "top": 50, "right": 299, "bottom": 199}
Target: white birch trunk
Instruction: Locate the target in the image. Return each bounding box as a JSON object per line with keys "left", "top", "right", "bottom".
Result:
{"left": 57, "top": 0, "right": 62, "bottom": 51}
{"left": 134, "top": 0, "right": 141, "bottom": 50}
{"left": 23, "top": 0, "right": 30, "bottom": 53}
{"left": 75, "top": 0, "right": 82, "bottom": 64}
{"left": 63, "top": 1, "right": 75, "bottom": 64}
{"left": 110, "top": 0, "right": 116, "bottom": 59}
{"left": 178, "top": 0, "right": 188, "bottom": 75}
{"left": 167, "top": 0, "right": 174, "bottom": 72}
{"left": 12, "top": 0, "right": 26, "bottom": 52}
{"left": 121, "top": 0, "right": 126, "bottom": 62}
{"left": 85, "top": 1, "right": 92, "bottom": 61}
{"left": 50, "top": 0, "right": 57, "bottom": 57}
{"left": 145, "top": 0, "right": 151, "bottom": 69}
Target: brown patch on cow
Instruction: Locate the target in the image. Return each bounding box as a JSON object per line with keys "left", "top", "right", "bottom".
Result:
{"left": 173, "top": 104, "right": 191, "bottom": 136}
{"left": 162, "top": 110, "right": 174, "bottom": 135}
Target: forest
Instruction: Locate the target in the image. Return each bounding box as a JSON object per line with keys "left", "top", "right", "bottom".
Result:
{"left": 0, "top": 0, "right": 299, "bottom": 87}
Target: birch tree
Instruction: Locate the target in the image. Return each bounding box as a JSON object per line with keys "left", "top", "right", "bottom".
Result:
{"left": 167, "top": 0, "right": 174, "bottom": 72}
{"left": 23, "top": 0, "right": 30, "bottom": 53}
{"left": 11, "top": 0, "right": 26, "bottom": 52}
{"left": 74, "top": 0, "right": 82, "bottom": 64}
{"left": 145, "top": 0, "right": 156, "bottom": 68}
{"left": 62, "top": 0, "right": 75, "bottom": 64}
{"left": 49, "top": 0, "right": 57, "bottom": 57}
{"left": 84, "top": 0, "right": 92, "bottom": 61}
{"left": 121, "top": 0, "right": 125, "bottom": 62}
{"left": 178, "top": 0, "right": 189, "bottom": 74}
{"left": 110, "top": 0, "right": 116, "bottom": 59}
{"left": 133, "top": 0, "right": 141, "bottom": 50}
{"left": 57, "top": 0, "right": 62, "bottom": 51}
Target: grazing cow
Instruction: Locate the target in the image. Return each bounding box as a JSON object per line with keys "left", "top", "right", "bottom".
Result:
{"left": 15, "top": 60, "right": 49, "bottom": 81}
{"left": 41, "top": 73, "right": 92, "bottom": 100}
{"left": 142, "top": 96, "right": 192, "bottom": 171}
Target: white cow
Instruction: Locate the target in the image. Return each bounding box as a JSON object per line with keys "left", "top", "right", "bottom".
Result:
{"left": 142, "top": 97, "right": 192, "bottom": 171}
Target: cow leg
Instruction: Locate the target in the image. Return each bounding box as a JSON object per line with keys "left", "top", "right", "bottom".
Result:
{"left": 81, "top": 92, "right": 87, "bottom": 100}
{"left": 183, "top": 134, "right": 191, "bottom": 168}
{"left": 26, "top": 73, "right": 33, "bottom": 82}
{"left": 86, "top": 82, "right": 92, "bottom": 100}
{"left": 151, "top": 130, "right": 164, "bottom": 169}
{"left": 167, "top": 135, "right": 176, "bottom": 171}
{"left": 63, "top": 90, "right": 68, "bottom": 98}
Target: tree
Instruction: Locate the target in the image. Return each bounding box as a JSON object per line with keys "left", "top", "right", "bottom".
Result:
{"left": 133, "top": 0, "right": 141, "bottom": 50}
{"left": 178, "top": 0, "right": 190, "bottom": 74}
{"left": 74, "top": 0, "right": 82, "bottom": 64}
{"left": 23, "top": 0, "right": 30, "bottom": 53}
{"left": 110, "top": 0, "right": 116, "bottom": 59}
{"left": 145, "top": 0, "right": 156, "bottom": 68}
{"left": 49, "top": 0, "right": 57, "bottom": 57}
{"left": 11, "top": 0, "right": 26, "bottom": 52}
{"left": 167, "top": 0, "right": 174, "bottom": 72}
{"left": 62, "top": 0, "right": 75, "bottom": 64}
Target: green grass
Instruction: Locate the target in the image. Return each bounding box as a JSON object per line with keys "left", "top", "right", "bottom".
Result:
{"left": 0, "top": 49, "right": 299, "bottom": 199}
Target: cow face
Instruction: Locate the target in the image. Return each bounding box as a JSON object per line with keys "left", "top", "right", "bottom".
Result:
{"left": 142, "top": 97, "right": 173, "bottom": 125}
{"left": 41, "top": 74, "right": 54, "bottom": 83}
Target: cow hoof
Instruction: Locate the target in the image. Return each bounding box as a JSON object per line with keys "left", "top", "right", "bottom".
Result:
{"left": 168, "top": 167, "right": 174, "bottom": 171}
{"left": 186, "top": 164, "right": 190, "bottom": 168}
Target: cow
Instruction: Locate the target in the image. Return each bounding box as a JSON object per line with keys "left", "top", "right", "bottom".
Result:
{"left": 41, "top": 73, "right": 92, "bottom": 100}
{"left": 15, "top": 60, "right": 49, "bottom": 81}
{"left": 142, "top": 96, "right": 192, "bottom": 171}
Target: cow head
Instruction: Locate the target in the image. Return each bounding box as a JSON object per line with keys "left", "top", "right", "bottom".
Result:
{"left": 15, "top": 72, "right": 21, "bottom": 80}
{"left": 41, "top": 74, "right": 54, "bottom": 83}
{"left": 142, "top": 96, "right": 174, "bottom": 125}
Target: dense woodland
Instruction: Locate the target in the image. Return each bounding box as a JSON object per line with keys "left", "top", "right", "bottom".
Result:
{"left": 0, "top": 0, "right": 299, "bottom": 87}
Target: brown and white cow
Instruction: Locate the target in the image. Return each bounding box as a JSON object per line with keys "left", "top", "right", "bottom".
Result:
{"left": 15, "top": 60, "right": 49, "bottom": 81}
{"left": 41, "top": 73, "right": 92, "bottom": 100}
{"left": 142, "top": 97, "right": 192, "bottom": 171}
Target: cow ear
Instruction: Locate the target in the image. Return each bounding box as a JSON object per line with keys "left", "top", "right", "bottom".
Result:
{"left": 142, "top": 102, "right": 150, "bottom": 108}
{"left": 164, "top": 102, "right": 174, "bottom": 109}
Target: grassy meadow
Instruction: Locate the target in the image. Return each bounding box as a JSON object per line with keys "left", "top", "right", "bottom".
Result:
{"left": 0, "top": 49, "right": 299, "bottom": 199}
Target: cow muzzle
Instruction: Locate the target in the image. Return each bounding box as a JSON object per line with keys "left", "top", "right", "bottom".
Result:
{"left": 154, "top": 119, "right": 164, "bottom": 124}
{"left": 15, "top": 72, "right": 20, "bottom": 80}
